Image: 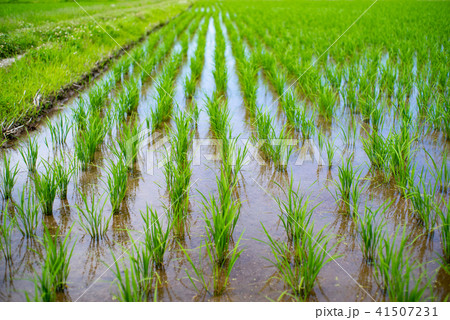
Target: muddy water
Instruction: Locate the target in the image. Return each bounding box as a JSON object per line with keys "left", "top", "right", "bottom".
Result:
{"left": 1, "top": 8, "right": 449, "bottom": 302}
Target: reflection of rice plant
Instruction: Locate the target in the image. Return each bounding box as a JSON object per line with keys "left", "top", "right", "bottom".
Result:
{"left": 34, "top": 160, "right": 59, "bottom": 215}
{"left": 15, "top": 186, "right": 40, "bottom": 237}
{"left": 1, "top": 153, "right": 19, "bottom": 200}
{"left": 76, "top": 191, "right": 111, "bottom": 240}
{"left": 0, "top": 205, "right": 15, "bottom": 260}
{"left": 19, "top": 134, "right": 38, "bottom": 172}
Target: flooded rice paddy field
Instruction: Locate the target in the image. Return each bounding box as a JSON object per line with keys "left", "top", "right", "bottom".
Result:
{"left": 1, "top": 3, "right": 449, "bottom": 302}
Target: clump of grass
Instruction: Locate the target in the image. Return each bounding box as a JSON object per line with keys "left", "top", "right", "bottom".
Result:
{"left": 88, "top": 81, "right": 111, "bottom": 111}
{"left": 357, "top": 202, "right": 389, "bottom": 263}
{"left": 104, "top": 157, "right": 128, "bottom": 214}
{"left": 334, "top": 155, "right": 359, "bottom": 213}
{"left": 117, "top": 121, "right": 142, "bottom": 170}
{"left": 141, "top": 206, "right": 171, "bottom": 269}
{"left": 15, "top": 186, "right": 40, "bottom": 237}
{"left": 115, "top": 79, "right": 140, "bottom": 121}
{"left": 316, "top": 85, "right": 336, "bottom": 119}
{"left": 436, "top": 197, "right": 450, "bottom": 267}
{"left": 19, "top": 134, "right": 38, "bottom": 172}
{"left": 376, "top": 227, "right": 433, "bottom": 302}
{"left": 361, "top": 129, "right": 389, "bottom": 172}
{"left": 47, "top": 115, "right": 72, "bottom": 146}
{"left": 76, "top": 191, "right": 111, "bottom": 240}
{"left": 325, "top": 139, "right": 336, "bottom": 168}
{"left": 407, "top": 177, "right": 437, "bottom": 231}
{"left": 34, "top": 160, "right": 59, "bottom": 215}
{"left": 0, "top": 153, "right": 19, "bottom": 199}
{"left": 0, "top": 205, "right": 15, "bottom": 260}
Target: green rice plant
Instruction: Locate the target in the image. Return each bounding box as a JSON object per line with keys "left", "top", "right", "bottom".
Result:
{"left": 19, "top": 134, "right": 38, "bottom": 172}
{"left": 141, "top": 206, "right": 171, "bottom": 269}
{"left": 357, "top": 202, "right": 389, "bottom": 262}
{"left": 104, "top": 158, "right": 128, "bottom": 214}
{"left": 325, "top": 139, "right": 336, "bottom": 168}
{"left": 0, "top": 153, "right": 19, "bottom": 199}
{"left": 15, "top": 186, "right": 39, "bottom": 237}
{"left": 205, "top": 95, "right": 230, "bottom": 140}
{"left": 74, "top": 111, "right": 108, "bottom": 170}
{"left": 26, "top": 262, "right": 59, "bottom": 302}
{"left": 261, "top": 223, "right": 339, "bottom": 300}
{"left": 88, "top": 81, "right": 111, "bottom": 111}
{"left": 275, "top": 177, "right": 316, "bottom": 244}
{"left": 269, "top": 69, "right": 286, "bottom": 97}
{"left": 34, "top": 160, "right": 59, "bottom": 215}
{"left": 53, "top": 154, "right": 75, "bottom": 200}
{"left": 298, "top": 108, "right": 316, "bottom": 139}
{"left": 40, "top": 225, "right": 75, "bottom": 292}
{"left": 184, "top": 74, "right": 197, "bottom": 98}
{"left": 115, "top": 79, "right": 140, "bottom": 121}
{"left": 117, "top": 121, "right": 142, "bottom": 170}
{"left": 76, "top": 190, "right": 111, "bottom": 240}
{"left": 435, "top": 197, "right": 450, "bottom": 267}
{"left": 72, "top": 99, "right": 89, "bottom": 131}
{"left": 375, "top": 227, "right": 432, "bottom": 301}
{"left": 270, "top": 125, "right": 294, "bottom": 171}
{"left": 200, "top": 175, "right": 241, "bottom": 266}
{"left": 350, "top": 172, "right": 363, "bottom": 215}
{"left": 361, "top": 129, "right": 389, "bottom": 172}
{"left": 407, "top": 177, "right": 437, "bottom": 231}
{"left": 343, "top": 81, "right": 357, "bottom": 113}
{"left": 427, "top": 149, "right": 449, "bottom": 193}
{"left": 111, "top": 234, "right": 159, "bottom": 302}
{"left": 0, "top": 205, "right": 15, "bottom": 260}
{"left": 181, "top": 235, "right": 243, "bottom": 297}
{"left": 370, "top": 104, "right": 384, "bottom": 131}
{"left": 47, "top": 115, "right": 72, "bottom": 146}
{"left": 334, "top": 155, "right": 358, "bottom": 213}
{"left": 316, "top": 85, "right": 336, "bottom": 119}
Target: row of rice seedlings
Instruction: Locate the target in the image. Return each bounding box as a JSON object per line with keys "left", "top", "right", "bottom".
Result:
{"left": 205, "top": 95, "right": 230, "bottom": 142}
{"left": 19, "top": 134, "right": 38, "bottom": 172}
{"left": 254, "top": 107, "right": 293, "bottom": 170}
{"left": 15, "top": 186, "right": 39, "bottom": 237}
{"left": 76, "top": 191, "right": 111, "bottom": 240}
{"left": 151, "top": 53, "right": 183, "bottom": 130}
{"left": 0, "top": 153, "right": 19, "bottom": 199}
{"left": 213, "top": 14, "right": 228, "bottom": 96}
{"left": 74, "top": 110, "right": 109, "bottom": 170}
{"left": 375, "top": 227, "right": 433, "bottom": 301}
{"left": 46, "top": 115, "right": 72, "bottom": 146}
{"left": 356, "top": 202, "right": 390, "bottom": 263}
{"left": 164, "top": 112, "right": 194, "bottom": 230}
{"left": 184, "top": 18, "right": 209, "bottom": 98}
{"left": 259, "top": 50, "right": 287, "bottom": 97}
{"left": 27, "top": 226, "right": 75, "bottom": 301}
{"left": 0, "top": 205, "right": 15, "bottom": 260}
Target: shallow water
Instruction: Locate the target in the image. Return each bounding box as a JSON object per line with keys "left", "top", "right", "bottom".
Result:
{"left": 0, "top": 7, "right": 449, "bottom": 302}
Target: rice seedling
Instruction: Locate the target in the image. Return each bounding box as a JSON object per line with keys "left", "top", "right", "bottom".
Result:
{"left": 0, "top": 205, "right": 15, "bottom": 260}
{"left": 261, "top": 223, "right": 339, "bottom": 300}
{"left": 115, "top": 79, "right": 140, "bottom": 121}
{"left": 76, "top": 191, "right": 111, "bottom": 240}
{"left": 104, "top": 157, "right": 128, "bottom": 214}
{"left": 205, "top": 95, "right": 230, "bottom": 140}
{"left": 34, "top": 160, "right": 59, "bottom": 215}
{"left": 435, "top": 197, "right": 450, "bottom": 267}
{"left": 361, "top": 129, "right": 389, "bottom": 172}
{"left": 181, "top": 234, "right": 243, "bottom": 296}
{"left": 53, "top": 154, "right": 75, "bottom": 200}
{"left": 88, "top": 81, "right": 111, "bottom": 111}
{"left": 270, "top": 126, "right": 294, "bottom": 171}
{"left": 325, "top": 139, "right": 336, "bottom": 168}
{"left": 407, "top": 177, "right": 437, "bottom": 231}
{"left": 0, "top": 153, "right": 19, "bottom": 200}
{"left": 47, "top": 115, "right": 72, "bottom": 146}
{"left": 19, "top": 134, "right": 38, "bottom": 172}
{"left": 184, "top": 75, "right": 197, "bottom": 98}
{"left": 15, "top": 186, "right": 39, "bottom": 237}
{"left": 39, "top": 225, "right": 75, "bottom": 292}
{"left": 116, "top": 121, "right": 142, "bottom": 170}
{"left": 316, "top": 85, "right": 336, "bottom": 119}
{"left": 334, "top": 155, "right": 358, "bottom": 213}
{"left": 375, "top": 227, "right": 433, "bottom": 301}
{"left": 275, "top": 177, "right": 316, "bottom": 244}
{"left": 110, "top": 233, "right": 159, "bottom": 302}
{"left": 357, "top": 202, "right": 390, "bottom": 263}
{"left": 26, "top": 263, "right": 59, "bottom": 302}
{"left": 427, "top": 149, "right": 449, "bottom": 193}
{"left": 141, "top": 206, "right": 171, "bottom": 269}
